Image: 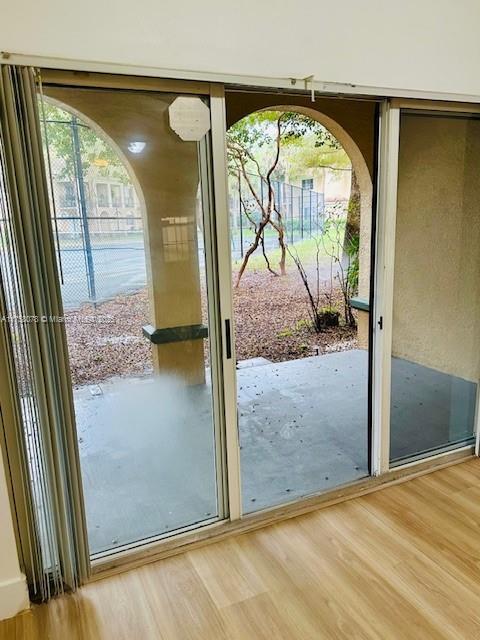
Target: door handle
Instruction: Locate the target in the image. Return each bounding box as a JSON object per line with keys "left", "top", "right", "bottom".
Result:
{"left": 225, "top": 319, "right": 232, "bottom": 360}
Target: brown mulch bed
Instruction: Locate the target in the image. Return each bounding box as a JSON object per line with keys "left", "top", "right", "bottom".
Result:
{"left": 233, "top": 269, "right": 357, "bottom": 363}
{"left": 65, "top": 290, "right": 152, "bottom": 387}
{"left": 65, "top": 268, "right": 357, "bottom": 386}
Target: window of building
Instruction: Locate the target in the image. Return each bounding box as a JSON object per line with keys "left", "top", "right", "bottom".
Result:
{"left": 58, "top": 181, "right": 76, "bottom": 207}
{"left": 123, "top": 185, "right": 134, "bottom": 208}
{"left": 110, "top": 184, "right": 122, "bottom": 208}
{"left": 96, "top": 183, "right": 109, "bottom": 207}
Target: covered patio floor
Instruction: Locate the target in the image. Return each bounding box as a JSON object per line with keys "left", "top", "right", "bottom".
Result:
{"left": 75, "top": 349, "right": 475, "bottom": 555}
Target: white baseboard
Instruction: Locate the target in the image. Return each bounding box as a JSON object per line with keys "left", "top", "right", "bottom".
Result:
{"left": 0, "top": 575, "right": 29, "bottom": 621}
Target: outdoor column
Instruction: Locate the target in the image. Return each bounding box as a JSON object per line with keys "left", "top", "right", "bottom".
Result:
{"left": 45, "top": 87, "right": 206, "bottom": 384}
{"left": 355, "top": 184, "right": 372, "bottom": 350}
{"left": 141, "top": 134, "right": 205, "bottom": 384}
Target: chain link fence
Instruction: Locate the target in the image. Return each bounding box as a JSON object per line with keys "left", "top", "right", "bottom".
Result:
{"left": 229, "top": 172, "right": 348, "bottom": 260}
{"left": 41, "top": 103, "right": 146, "bottom": 310}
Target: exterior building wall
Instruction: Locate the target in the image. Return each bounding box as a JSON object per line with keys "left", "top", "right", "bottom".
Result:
{"left": 393, "top": 114, "right": 480, "bottom": 381}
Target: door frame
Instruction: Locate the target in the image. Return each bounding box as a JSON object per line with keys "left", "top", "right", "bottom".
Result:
{"left": 36, "top": 71, "right": 236, "bottom": 560}
{"left": 83, "top": 90, "right": 480, "bottom": 573}
{"left": 2, "top": 65, "right": 479, "bottom": 582}
{"left": 373, "top": 98, "right": 480, "bottom": 473}
{"left": 86, "top": 92, "right": 480, "bottom": 570}
{"left": 208, "top": 84, "right": 242, "bottom": 521}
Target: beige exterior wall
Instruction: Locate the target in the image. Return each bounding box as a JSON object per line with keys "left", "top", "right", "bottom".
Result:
{"left": 323, "top": 169, "right": 351, "bottom": 202}
{"left": 393, "top": 113, "right": 480, "bottom": 382}
{"left": 287, "top": 168, "right": 352, "bottom": 202}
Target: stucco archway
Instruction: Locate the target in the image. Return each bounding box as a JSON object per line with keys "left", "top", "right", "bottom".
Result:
{"left": 228, "top": 104, "right": 373, "bottom": 346}
{"left": 42, "top": 87, "right": 207, "bottom": 383}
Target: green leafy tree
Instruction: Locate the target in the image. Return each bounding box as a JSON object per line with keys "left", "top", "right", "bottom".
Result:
{"left": 227, "top": 110, "right": 356, "bottom": 285}
{"left": 40, "top": 101, "right": 129, "bottom": 184}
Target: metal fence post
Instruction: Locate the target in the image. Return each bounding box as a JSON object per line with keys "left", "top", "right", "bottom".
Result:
{"left": 309, "top": 189, "right": 312, "bottom": 237}
{"left": 290, "top": 184, "right": 294, "bottom": 244}
{"left": 300, "top": 188, "right": 304, "bottom": 239}
{"left": 71, "top": 116, "right": 96, "bottom": 303}
{"left": 238, "top": 173, "right": 243, "bottom": 258}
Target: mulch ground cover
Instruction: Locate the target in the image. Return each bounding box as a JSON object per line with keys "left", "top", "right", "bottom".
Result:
{"left": 65, "top": 268, "right": 357, "bottom": 386}
{"left": 232, "top": 269, "right": 356, "bottom": 363}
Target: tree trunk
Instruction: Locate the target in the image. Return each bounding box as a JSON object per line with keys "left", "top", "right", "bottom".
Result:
{"left": 345, "top": 168, "right": 360, "bottom": 246}
{"left": 278, "top": 226, "right": 287, "bottom": 275}
{"left": 235, "top": 218, "right": 270, "bottom": 287}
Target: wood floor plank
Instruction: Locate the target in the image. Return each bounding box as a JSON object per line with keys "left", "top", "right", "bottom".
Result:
{"left": 315, "top": 501, "right": 480, "bottom": 638}
{"left": 2, "top": 459, "right": 480, "bottom": 639}
{"left": 232, "top": 525, "right": 379, "bottom": 639}
{"left": 188, "top": 537, "right": 268, "bottom": 609}
{"left": 139, "top": 554, "right": 227, "bottom": 640}
{"left": 295, "top": 512, "right": 448, "bottom": 640}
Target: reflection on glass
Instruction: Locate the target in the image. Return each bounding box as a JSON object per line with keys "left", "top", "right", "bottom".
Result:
{"left": 390, "top": 111, "right": 480, "bottom": 464}
{"left": 41, "top": 90, "right": 220, "bottom": 554}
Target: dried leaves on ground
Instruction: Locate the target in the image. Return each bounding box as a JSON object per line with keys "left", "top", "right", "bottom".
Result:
{"left": 232, "top": 269, "right": 356, "bottom": 363}
{"left": 65, "top": 268, "right": 356, "bottom": 386}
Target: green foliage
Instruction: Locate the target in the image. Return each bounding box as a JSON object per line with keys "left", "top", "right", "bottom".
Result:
{"left": 39, "top": 100, "right": 130, "bottom": 183}
{"left": 316, "top": 306, "right": 340, "bottom": 328}
{"left": 295, "top": 318, "right": 312, "bottom": 330}
{"left": 319, "top": 305, "right": 339, "bottom": 315}
{"left": 227, "top": 110, "right": 350, "bottom": 182}
{"left": 345, "top": 232, "right": 360, "bottom": 294}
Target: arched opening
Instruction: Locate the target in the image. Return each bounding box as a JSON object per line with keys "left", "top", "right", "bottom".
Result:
{"left": 40, "top": 97, "right": 152, "bottom": 386}
{"left": 227, "top": 107, "right": 372, "bottom": 363}
{"left": 226, "top": 103, "right": 375, "bottom": 513}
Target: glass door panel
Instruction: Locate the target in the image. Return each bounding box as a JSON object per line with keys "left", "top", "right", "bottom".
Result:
{"left": 390, "top": 110, "right": 480, "bottom": 464}
{"left": 40, "top": 86, "right": 224, "bottom": 555}
{"left": 226, "top": 99, "right": 378, "bottom": 513}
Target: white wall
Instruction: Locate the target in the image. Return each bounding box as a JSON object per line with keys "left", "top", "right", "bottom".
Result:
{"left": 0, "top": 446, "right": 29, "bottom": 620}
{"left": 2, "top": 0, "right": 480, "bottom": 97}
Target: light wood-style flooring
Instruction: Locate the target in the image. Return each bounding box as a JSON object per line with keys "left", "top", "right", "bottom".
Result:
{"left": 2, "top": 459, "right": 480, "bottom": 639}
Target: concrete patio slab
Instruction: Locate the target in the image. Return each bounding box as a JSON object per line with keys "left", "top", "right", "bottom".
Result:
{"left": 74, "top": 349, "right": 476, "bottom": 555}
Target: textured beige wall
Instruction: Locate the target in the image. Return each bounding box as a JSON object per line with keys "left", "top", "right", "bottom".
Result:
{"left": 0, "top": 444, "right": 29, "bottom": 620}
{"left": 393, "top": 113, "right": 480, "bottom": 381}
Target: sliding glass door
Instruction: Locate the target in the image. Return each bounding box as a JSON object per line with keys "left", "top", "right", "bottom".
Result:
{"left": 5, "top": 67, "right": 480, "bottom": 589}
{"left": 225, "top": 93, "right": 379, "bottom": 512}
{"left": 39, "top": 83, "right": 226, "bottom": 555}
{"left": 389, "top": 108, "right": 480, "bottom": 464}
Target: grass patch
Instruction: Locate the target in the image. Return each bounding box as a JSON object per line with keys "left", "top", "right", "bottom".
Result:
{"left": 232, "top": 223, "right": 346, "bottom": 271}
